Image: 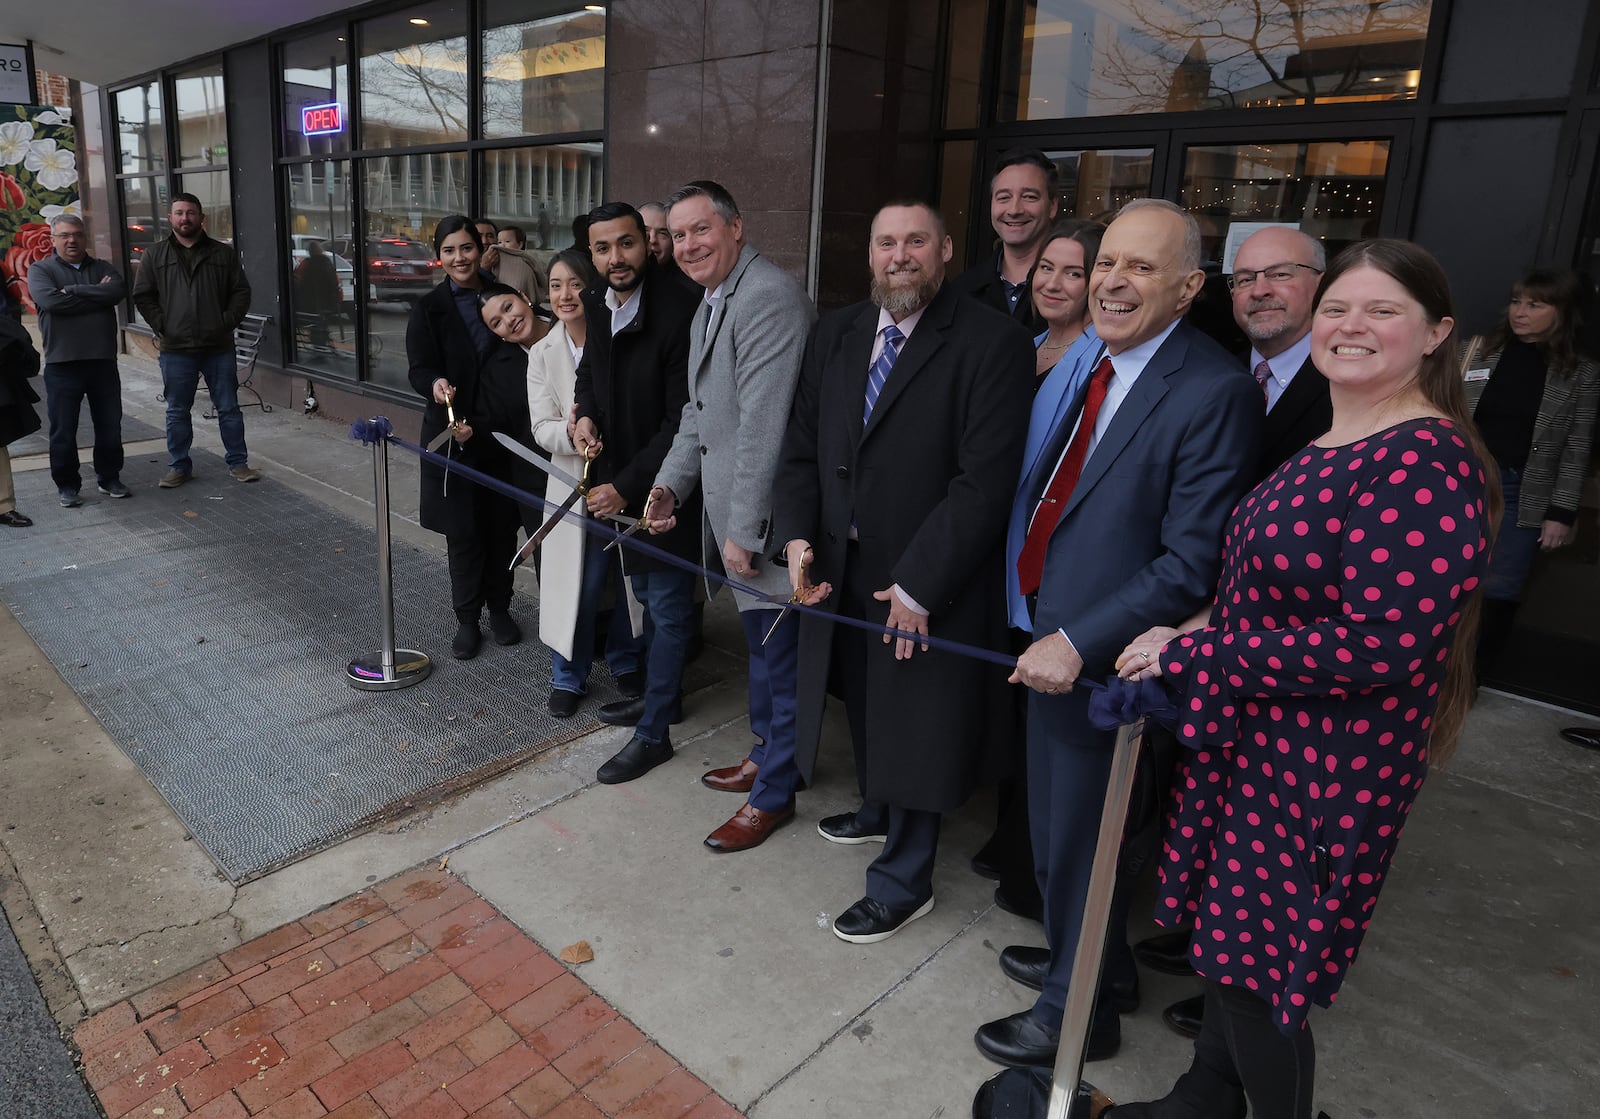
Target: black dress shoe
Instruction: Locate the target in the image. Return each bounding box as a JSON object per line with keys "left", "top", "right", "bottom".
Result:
{"left": 1134, "top": 929, "right": 1196, "bottom": 976}
{"left": 614, "top": 669, "right": 645, "bottom": 698}
{"left": 816, "top": 811, "right": 887, "bottom": 845}
{"left": 832, "top": 895, "right": 934, "bottom": 944}
{"left": 595, "top": 733, "right": 673, "bottom": 785}
{"left": 452, "top": 620, "right": 482, "bottom": 660}
{"left": 974, "top": 1010, "right": 1059, "bottom": 1069}
{"left": 970, "top": 837, "right": 1004, "bottom": 880}
{"left": 1561, "top": 727, "right": 1600, "bottom": 750}
{"left": 0, "top": 510, "right": 32, "bottom": 527}
{"left": 999, "top": 945, "right": 1048, "bottom": 992}
{"left": 993, "top": 883, "right": 1044, "bottom": 924}
{"left": 487, "top": 608, "right": 522, "bottom": 646}
{"left": 547, "top": 689, "right": 582, "bottom": 718}
{"left": 1162, "top": 994, "right": 1204, "bottom": 1039}
{"left": 597, "top": 692, "right": 684, "bottom": 727}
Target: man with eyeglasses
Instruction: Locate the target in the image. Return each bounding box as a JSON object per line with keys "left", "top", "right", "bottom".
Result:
{"left": 1132, "top": 223, "right": 1333, "bottom": 1045}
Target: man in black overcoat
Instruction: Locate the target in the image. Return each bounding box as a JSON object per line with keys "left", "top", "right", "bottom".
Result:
{"left": 773, "top": 200, "right": 1035, "bottom": 944}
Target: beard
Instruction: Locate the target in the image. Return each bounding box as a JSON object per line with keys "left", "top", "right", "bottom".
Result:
{"left": 871, "top": 266, "right": 941, "bottom": 317}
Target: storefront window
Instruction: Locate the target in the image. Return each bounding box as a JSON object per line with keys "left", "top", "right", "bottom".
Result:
{"left": 482, "top": 1, "right": 606, "bottom": 139}
{"left": 115, "top": 82, "right": 165, "bottom": 173}
{"left": 286, "top": 160, "right": 358, "bottom": 377}
{"left": 943, "top": 0, "right": 988, "bottom": 130}
{"left": 122, "top": 176, "right": 164, "bottom": 328}
{"left": 481, "top": 142, "right": 602, "bottom": 263}
{"left": 283, "top": 31, "right": 351, "bottom": 158}
{"left": 1045, "top": 147, "right": 1155, "bottom": 221}
{"left": 173, "top": 63, "right": 228, "bottom": 167}
{"left": 177, "top": 170, "right": 235, "bottom": 243}
{"left": 361, "top": 151, "right": 465, "bottom": 390}
{"left": 1180, "top": 139, "right": 1390, "bottom": 265}
{"left": 359, "top": 2, "right": 471, "bottom": 149}
{"left": 998, "top": 0, "right": 1432, "bottom": 122}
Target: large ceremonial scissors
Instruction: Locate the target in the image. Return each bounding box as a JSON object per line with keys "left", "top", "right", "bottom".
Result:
{"left": 426, "top": 388, "right": 463, "bottom": 494}
{"left": 493, "top": 432, "right": 595, "bottom": 571}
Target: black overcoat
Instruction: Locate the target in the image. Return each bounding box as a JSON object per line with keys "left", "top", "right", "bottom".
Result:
{"left": 572, "top": 264, "right": 701, "bottom": 575}
{"left": 406, "top": 280, "right": 520, "bottom": 538}
{"left": 772, "top": 282, "right": 1035, "bottom": 811}
{"left": 1256, "top": 354, "right": 1332, "bottom": 482}
{"left": 0, "top": 315, "right": 41, "bottom": 446}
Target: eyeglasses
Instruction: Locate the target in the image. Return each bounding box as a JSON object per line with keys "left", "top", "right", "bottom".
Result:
{"left": 1228, "top": 262, "right": 1322, "bottom": 291}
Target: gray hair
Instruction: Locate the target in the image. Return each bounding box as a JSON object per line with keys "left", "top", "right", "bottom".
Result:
{"left": 665, "top": 180, "right": 741, "bottom": 224}
{"left": 1115, "top": 198, "right": 1202, "bottom": 272}
{"left": 1299, "top": 230, "right": 1327, "bottom": 271}
{"left": 49, "top": 213, "right": 86, "bottom": 233}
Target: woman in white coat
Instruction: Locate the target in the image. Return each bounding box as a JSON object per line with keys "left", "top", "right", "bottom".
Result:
{"left": 495, "top": 250, "right": 645, "bottom": 717}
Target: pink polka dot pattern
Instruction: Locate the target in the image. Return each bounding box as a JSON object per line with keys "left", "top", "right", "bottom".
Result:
{"left": 1155, "top": 419, "right": 1488, "bottom": 1036}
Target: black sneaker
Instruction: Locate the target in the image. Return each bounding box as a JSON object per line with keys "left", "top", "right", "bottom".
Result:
{"left": 547, "top": 689, "right": 583, "bottom": 718}
{"left": 58, "top": 487, "right": 82, "bottom": 508}
{"left": 97, "top": 480, "right": 132, "bottom": 498}
{"left": 487, "top": 609, "right": 522, "bottom": 646}
{"left": 452, "top": 620, "right": 483, "bottom": 660}
{"left": 817, "top": 811, "right": 888, "bottom": 845}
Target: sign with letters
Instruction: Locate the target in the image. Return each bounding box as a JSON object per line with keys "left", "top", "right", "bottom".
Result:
{"left": 300, "top": 102, "right": 344, "bottom": 136}
{"left": 0, "top": 43, "right": 32, "bottom": 105}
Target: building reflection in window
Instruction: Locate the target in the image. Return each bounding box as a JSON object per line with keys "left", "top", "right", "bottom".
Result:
{"left": 359, "top": 3, "right": 471, "bottom": 149}
{"left": 482, "top": 141, "right": 604, "bottom": 284}
{"left": 173, "top": 63, "right": 227, "bottom": 167}
{"left": 999, "top": 0, "right": 1431, "bottom": 121}
{"left": 115, "top": 82, "right": 165, "bottom": 173}
{"left": 1046, "top": 147, "right": 1155, "bottom": 221}
{"left": 483, "top": 1, "right": 606, "bottom": 139}
{"left": 286, "top": 160, "right": 358, "bottom": 377}
{"left": 283, "top": 31, "right": 351, "bottom": 159}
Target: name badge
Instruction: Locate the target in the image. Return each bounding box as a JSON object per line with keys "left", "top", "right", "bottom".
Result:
{"left": 1464, "top": 367, "right": 1492, "bottom": 383}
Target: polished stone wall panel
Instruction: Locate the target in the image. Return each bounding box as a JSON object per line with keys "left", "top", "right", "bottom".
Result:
{"left": 705, "top": 0, "right": 822, "bottom": 58}
{"left": 701, "top": 49, "right": 818, "bottom": 213}
{"left": 606, "top": 62, "right": 707, "bottom": 207}
{"left": 608, "top": 0, "right": 708, "bottom": 73}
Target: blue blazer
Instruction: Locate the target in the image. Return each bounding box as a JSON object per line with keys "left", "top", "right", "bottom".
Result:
{"left": 1006, "top": 326, "right": 1103, "bottom": 631}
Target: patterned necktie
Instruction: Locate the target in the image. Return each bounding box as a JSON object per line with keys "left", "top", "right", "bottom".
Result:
{"left": 864, "top": 324, "right": 905, "bottom": 423}
{"left": 1254, "top": 359, "right": 1273, "bottom": 405}
{"left": 1016, "top": 355, "right": 1117, "bottom": 596}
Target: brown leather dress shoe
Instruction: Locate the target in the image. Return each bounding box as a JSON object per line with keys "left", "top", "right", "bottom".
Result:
{"left": 704, "top": 803, "right": 793, "bottom": 852}
{"left": 702, "top": 757, "right": 759, "bottom": 793}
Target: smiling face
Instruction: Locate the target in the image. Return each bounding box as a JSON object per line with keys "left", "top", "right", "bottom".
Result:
{"left": 436, "top": 228, "right": 482, "bottom": 288}
{"left": 481, "top": 292, "right": 537, "bottom": 345}
{"left": 1507, "top": 290, "right": 1560, "bottom": 344}
{"left": 1088, "top": 207, "right": 1205, "bottom": 354}
{"left": 641, "top": 204, "right": 673, "bottom": 264}
{"left": 588, "top": 215, "right": 649, "bottom": 294}
{"left": 669, "top": 195, "right": 742, "bottom": 291}
{"left": 1310, "top": 264, "right": 1454, "bottom": 398}
{"left": 989, "top": 162, "right": 1057, "bottom": 251}
{"left": 1231, "top": 227, "right": 1321, "bottom": 357}
{"left": 868, "top": 204, "right": 952, "bottom": 318}
{"left": 1031, "top": 236, "right": 1089, "bottom": 331}
{"left": 547, "top": 260, "right": 586, "bottom": 326}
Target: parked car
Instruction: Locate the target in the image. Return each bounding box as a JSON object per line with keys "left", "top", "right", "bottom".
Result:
{"left": 366, "top": 237, "right": 440, "bottom": 303}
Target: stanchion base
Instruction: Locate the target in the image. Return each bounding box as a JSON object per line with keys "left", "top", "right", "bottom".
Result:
{"left": 346, "top": 649, "right": 432, "bottom": 691}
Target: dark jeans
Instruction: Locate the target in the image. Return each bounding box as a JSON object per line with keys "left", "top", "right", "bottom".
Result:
{"left": 739, "top": 607, "right": 802, "bottom": 812}
{"left": 160, "top": 350, "right": 248, "bottom": 472}
{"left": 628, "top": 568, "right": 696, "bottom": 745}
{"left": 44, "top": 359, "right": 124, "bottom": 491}
{"left": 1484, "top": 466, "right": 1540, "bottom": 603}
{"left": 551, "top": 540, "right": 644, "bottom": 693}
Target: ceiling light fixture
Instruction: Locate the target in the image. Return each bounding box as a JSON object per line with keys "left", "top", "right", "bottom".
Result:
{"left": 409, "top": 17, "right": 430, "bottom": 26}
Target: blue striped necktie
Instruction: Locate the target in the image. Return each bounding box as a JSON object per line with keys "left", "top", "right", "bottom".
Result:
{"left": 864, "top": 324, "right": 904, "bottom": 423}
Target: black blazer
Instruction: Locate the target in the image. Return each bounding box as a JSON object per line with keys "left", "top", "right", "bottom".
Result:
{"left": 950, "top": 249, "right": 1045, "bottom": 334}
{"left": 572, "top": 262, "right": 702, "bottom": 571}
{"left": 774, "top": 281, "right": 1035, "bottom": 809}
{"left": 1257, "top": 354, "right": 1332, "bottom": 482}
{"left": 405, "top": 280, "right": 520, "bottom": 537}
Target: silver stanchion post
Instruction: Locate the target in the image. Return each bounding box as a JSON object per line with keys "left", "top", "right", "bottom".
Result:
{"left": 1047, "top": 719, "right": 1145, "bottom": 1119}
{"left": 347, "top": 418, "right": 432, "bottom": 691}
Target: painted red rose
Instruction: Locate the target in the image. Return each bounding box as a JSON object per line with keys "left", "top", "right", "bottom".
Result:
{"left": 0, "top": 170, "right": 23, "bottom": 210}
{"left": 1, "top": 221, "right": 53, "bottom": 313}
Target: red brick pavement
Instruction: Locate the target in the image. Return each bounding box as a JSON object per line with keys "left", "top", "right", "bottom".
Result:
{"left": 75, "top": 868, "right": 744, "bottom": 1119}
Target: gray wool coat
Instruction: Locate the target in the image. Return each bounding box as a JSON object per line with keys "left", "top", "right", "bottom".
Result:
{"left": 655, "top": 244, "right": 816, "bottom": 610}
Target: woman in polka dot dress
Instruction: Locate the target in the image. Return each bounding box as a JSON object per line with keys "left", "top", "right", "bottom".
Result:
{"left": 1108, "top": 240, "right": 1500, "bottom": 1119}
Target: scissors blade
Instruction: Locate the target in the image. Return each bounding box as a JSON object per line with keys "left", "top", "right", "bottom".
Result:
{"left": 762, "top": 598, "right": 797, "bottom": 645}
{"left": 508, "top": 487, "right": 585, "bottom": 571}
{"left": 426, "top": 427, "right": 454, "bottom": 453}
{"left": 603, "top": 517, "right": 647, "bottom": 552}
{"left": 491, "top": 431, "right": 587, "bottom": 491}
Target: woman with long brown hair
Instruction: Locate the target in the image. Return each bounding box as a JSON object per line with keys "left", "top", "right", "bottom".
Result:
{"left": 1109, "top": 239, "right": 1499, "bottom": 1119}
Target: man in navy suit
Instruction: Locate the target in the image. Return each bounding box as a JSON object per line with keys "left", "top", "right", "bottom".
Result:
{"left": 975, "top": 199, "right": 1264, "bottom": 1068}
{"left": 1135, "top": 224, "right": 1335, "bottom": 1040}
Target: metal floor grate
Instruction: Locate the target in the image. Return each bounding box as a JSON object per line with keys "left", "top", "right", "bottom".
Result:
{"left": 1, "top": 449, "right": 638, "bottom": 882}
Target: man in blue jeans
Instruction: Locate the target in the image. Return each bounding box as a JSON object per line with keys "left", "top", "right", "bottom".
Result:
{"left": 28, "top": 214, "right": 130, "bottom": 507}
{"left": 571, "top": 201, "right": 702, "bottom": 785}
{"left": 132, "top": 193, "right": 260, "bottom": 487}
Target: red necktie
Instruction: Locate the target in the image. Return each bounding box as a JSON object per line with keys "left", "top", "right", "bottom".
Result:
{"left": 1016, "top": 356, "right": 1116, "bottom": 596}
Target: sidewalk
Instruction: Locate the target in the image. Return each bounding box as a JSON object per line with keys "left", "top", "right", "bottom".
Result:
{"left": 1, "top": 346, "right": 1597, "bottom": 1117}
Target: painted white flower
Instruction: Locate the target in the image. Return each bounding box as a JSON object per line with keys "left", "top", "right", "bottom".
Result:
{"left": 0, "top": 121, "right": 35, "bottom": 165}
{"left": 34, "top": 109, "right": 71, "bottom": 125}
{"left": 41, "top": 200, "right": 82, "bottom": 221}
{"left": 25, "top": 139, "right": 77, "bottom": 191}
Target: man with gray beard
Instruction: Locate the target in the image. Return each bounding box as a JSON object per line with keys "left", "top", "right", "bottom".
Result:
{"left": 773, "top": 200, "right": 1034, "bottom": 944}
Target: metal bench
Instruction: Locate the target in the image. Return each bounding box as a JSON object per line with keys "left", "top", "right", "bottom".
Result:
{"left": 155, "top": 312, "right": 275, "bottom": 416}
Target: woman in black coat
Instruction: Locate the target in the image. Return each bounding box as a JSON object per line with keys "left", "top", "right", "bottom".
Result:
{"left": 405, "top": 216, "right": 525, "bottom": 659}
{"left": 0, "top": 308, "right": 42, "bottom": 527}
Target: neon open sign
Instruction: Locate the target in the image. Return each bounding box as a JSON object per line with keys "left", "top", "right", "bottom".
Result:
{"left": 301, "top": 102, "right": 344, "bottom": 136}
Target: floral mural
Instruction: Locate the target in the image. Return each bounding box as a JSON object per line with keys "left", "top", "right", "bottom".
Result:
{"left": 0, "top": 105, "right": 78, "bottom": 314}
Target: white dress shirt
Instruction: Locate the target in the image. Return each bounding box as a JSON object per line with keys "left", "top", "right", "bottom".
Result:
{"left": 1248, "top": 331, "right": 1312, "bottom": 413}
{"left": 605, "top": 284, "right": 641, "bottom": 338}
{"left": 703, "top": 281, "right": 725, "bottom": 342}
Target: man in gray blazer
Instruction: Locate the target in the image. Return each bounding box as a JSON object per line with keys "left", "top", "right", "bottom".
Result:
{"left": 647, "top": 180, "right": 817, "bottom": 852}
